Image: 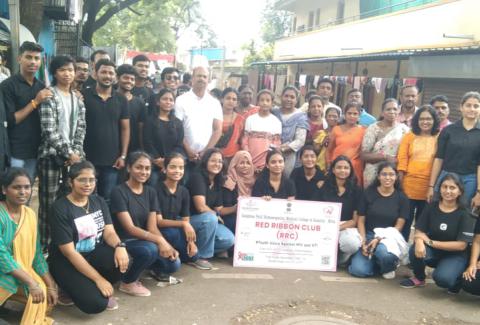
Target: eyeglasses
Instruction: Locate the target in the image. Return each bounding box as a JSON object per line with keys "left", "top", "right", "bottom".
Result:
{"left": 75, "top": 178, "right": 97, "bottom": 185}
{"left": 165, "top": 75, "right": 179, "bottom": 81}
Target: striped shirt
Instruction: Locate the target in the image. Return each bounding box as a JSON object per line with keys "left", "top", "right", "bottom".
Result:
{"left": 0, "top": 205, "right": 48, "bottom": 294}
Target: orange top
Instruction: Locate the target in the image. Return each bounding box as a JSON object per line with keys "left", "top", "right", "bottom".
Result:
{"left": 220, "top": 114, "right": 245, "bottom": 158}
{"left": 397, "top": 132, "right": 438, "bottom": 200}
{"left": 327, "top": 125, "right": 366, "bottom": 186}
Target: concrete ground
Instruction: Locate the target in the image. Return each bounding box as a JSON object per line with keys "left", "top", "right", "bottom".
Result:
{"left": 2, "top": 260, "right": 480, "bottom": 325}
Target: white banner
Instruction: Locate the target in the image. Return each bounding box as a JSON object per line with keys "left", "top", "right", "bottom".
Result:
{"left": 233, "top": 197, "right": 341, "bottom": 271}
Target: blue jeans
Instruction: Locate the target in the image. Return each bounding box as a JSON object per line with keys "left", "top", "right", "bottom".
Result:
{"left": 95, "top": 166, "right": 118, "bottom": 204}
{"left": 161, "top": 227, "right": 198, "bottom": 263}
{"left": 10, "top": 157, "right": 37, "bottom": 181}
{"left": 402, "top": 199, "right": 426, "bottom": 241}
{"left": 123, "top": 239, "right": 180, "bottom": 283}
{"left": 410, "top": 244, "right": 467, "bottom": 290}
{"left": 436, "top": 170, "right": 476, "bottom": 205}
{"left": 348, "top": 232, "right": 399, "bottom": 277}
{"left": 189, "top": 211, "right": 235, "bottom": 259}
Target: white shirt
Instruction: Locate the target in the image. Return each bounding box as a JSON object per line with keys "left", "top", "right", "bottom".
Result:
{"left": 245, "top": 113, "right": 282, "bottom": 135}
{"left": 174, "top": 90, "right": 223, "bottom": 153}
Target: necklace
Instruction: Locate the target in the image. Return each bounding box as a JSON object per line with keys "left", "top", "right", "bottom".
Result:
{"left": 68, "top": 195, "right": 90, "bottom": 214}
{"left": 3, "top": 202, "right": 21, "bottom": 224}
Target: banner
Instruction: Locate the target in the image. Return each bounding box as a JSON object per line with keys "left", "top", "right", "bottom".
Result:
{"left": 233, "top": 197, "right": 341, "bottom": 271}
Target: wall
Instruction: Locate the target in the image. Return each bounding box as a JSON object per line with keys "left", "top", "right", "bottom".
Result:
{"left": 275, "top": 0, "right": 477, "bottom": 60}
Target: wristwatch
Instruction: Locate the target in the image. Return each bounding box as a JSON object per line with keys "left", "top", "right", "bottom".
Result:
{"left": 120, "top": 155, "right": 126, "bottom": 160}
{"left": 427, "top": 239, "right": 433, "bottom": 247}
{"left": 115, "top": 242, "right": 127, "bottom": 249}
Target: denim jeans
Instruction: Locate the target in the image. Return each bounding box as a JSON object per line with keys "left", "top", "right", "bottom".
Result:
{"left": 409, "top": 244, "right": 467, "bottom": 290}
{"left": 161, "top": 227, "right": 198, "bottom": 263}
{"left": 123, "top": 239, "right": 181, "bottom": 284}
{"left": 95, "top": 166, "right": 118, "bottom": 204}
{"left": 402, "top": 199, "right": 426, "bottom": 242}
{"left": 348, "top": 231, "right": 399, "bottom": 277}
{"left": 436, "top": 170, "right": 477, "bottom": 205}
{"left": 10, "top": 157, "right": 37, "bottom": 181}
{"left": 189, "top": 211, "right": 235, "bottom": 259}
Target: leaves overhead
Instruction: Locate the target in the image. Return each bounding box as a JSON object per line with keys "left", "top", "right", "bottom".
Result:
{"left": 92, "top": 0, "right": 217, "bottom": 52}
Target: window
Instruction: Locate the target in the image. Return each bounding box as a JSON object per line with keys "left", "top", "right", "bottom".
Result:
{"left": 308, "top": 11, "right": 314, "bottom": 31}
{"left": 315, "top": 8, "right": 321, "bottom": 26}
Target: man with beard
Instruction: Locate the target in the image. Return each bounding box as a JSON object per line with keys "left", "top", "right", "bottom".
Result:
{"left": 82, "top": 59, "right": 129, "bottom": 203}
{"left": 83, "top": 49, "right": 110, "bottom": 90}
{"left": 236, "top": 85, "right": 258, "bottom": 118}
{"left": 1, "top": 41, "right": 52, "bottom": 180}
{"left": 117, "top": 64, "right": 145, "bottom": 152}
{"left": 174, "top": 66, "right": 222, "bottom": 175}
{"left": 160, "top": 67, "right": 180, "bottom": 92}
{"left": 398, "top": 85, "right": 419, "bottom": 127}
{"left": 132, "top": 54, "right": 153, "bottom": 102}
{"left": 430, "top": 94, "right": 452, "bottom": 131}
{"left": 73, "top": 56, "right": 90, "bottom": 91}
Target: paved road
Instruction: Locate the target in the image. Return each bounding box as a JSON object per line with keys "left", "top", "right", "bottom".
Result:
{"left": 2, "top": 260, "right": 480, "bottom": 325}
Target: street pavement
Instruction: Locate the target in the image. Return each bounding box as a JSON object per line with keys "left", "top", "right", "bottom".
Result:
{"left": 2, "top": 259, "right": 480, "bottom": 325}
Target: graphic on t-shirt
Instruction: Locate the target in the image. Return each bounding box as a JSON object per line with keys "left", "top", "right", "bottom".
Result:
{"left": 440, "top": 223, "right": 447, "bottom": 231}
{"left": 74, "top": 210, "right": 106, "bottom": 253}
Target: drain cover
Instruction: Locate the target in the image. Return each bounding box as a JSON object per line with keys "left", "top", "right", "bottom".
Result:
{"left": 276, "top": 315, "right": 359, "bottom": 325}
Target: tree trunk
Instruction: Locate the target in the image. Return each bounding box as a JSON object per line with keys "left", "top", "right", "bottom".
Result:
{"left": 19, "top": 0, "right": 44, "bottom": 40}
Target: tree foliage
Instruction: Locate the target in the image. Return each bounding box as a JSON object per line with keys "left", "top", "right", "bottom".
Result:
{"left": 242, "top": 0, "right": 291, "bottom": 68}
{"left": 92, "top": 0, "right": 217, "bottom": 52}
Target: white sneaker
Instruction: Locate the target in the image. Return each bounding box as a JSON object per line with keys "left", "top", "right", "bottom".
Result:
{"left": 382, "top": 271, "right": 396, "bottom": 279}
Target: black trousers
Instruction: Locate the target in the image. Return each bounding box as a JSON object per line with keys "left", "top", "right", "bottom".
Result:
{"left": 462, "top": 270, "right": 480, "bottom": 296}
{"left": 48, "top": 243, "right": 120, "bottom": 314}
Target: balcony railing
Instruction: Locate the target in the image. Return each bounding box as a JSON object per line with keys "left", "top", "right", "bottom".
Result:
{"left": 289, "top": 0, "right": 438, "bottom": 37}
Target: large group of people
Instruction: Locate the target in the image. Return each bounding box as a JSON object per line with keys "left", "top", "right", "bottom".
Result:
{"left": 0, "top": 41, "right": 480, "bottom": 323}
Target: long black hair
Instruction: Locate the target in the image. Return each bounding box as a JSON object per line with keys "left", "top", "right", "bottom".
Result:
{"left": 0, "top": 168, "right": 31, "bottom": 201}
{"left": 369, "top": 161, "right": 401, "bottom": 190}
{"left": 322, "top": 155, "right": 357, "bottom": 196}
{"left": 199, "top": 148, "right": 225, "bottom": 187}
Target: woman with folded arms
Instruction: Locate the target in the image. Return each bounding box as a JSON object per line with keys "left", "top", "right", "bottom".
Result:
{"left": 155, "top": 153, "right": 199, "bottom": 265}
{"left": 348, "top": 162, "right": 408, "bottom": 279}
{"left": 110, "top": 152, "right": 180, "bottom": 297}
{"left": 290, "top": 145, "right": 324, "bottom": 201}
{"left": 401, "top": 173, "right": 474, "bottom": 293}
{"left": 187, "top": 148, "right": 235, "bottom": 269}
{"left": 48, "top": 161, "right": 129, "bottom": 313}
{"left": 0, "top": 168, "right": 57, "bottom": 324}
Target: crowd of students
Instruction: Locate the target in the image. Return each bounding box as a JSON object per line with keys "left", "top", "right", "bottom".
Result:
{"left": 0, "top": 41, "right": 480, "bottom": 324}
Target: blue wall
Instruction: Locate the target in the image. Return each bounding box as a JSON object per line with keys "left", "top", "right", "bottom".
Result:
{"left": 190, "top": 48, "right": 225, "bottom": 61}
{"left": 38, "top": 19, "right": 55, "bottom": 56}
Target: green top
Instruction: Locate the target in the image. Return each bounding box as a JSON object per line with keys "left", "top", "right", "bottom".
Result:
{"left": 0, "top": 205, "right": 48, "bottom": 294}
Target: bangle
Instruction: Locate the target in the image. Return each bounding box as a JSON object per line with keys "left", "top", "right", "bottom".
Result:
{"left": 47, "top": 286, "right": 57, "bottom": 292}
{"left": 31, "top": 99, "right": 38, "bottom": 109}
{"left": 428, "top": 185, "right": 434, "bottom": 188}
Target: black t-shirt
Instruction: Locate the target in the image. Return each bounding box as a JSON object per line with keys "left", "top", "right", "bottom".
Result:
{"left": 143, "top": 116, "right": 184, "bottom": 159}
{"left": 127, "top": 96, "right": 146, "bottom": 152}
{"left": 187, "top": 172, "right": 223, "bottom": 215}
{"left": 1, "top": 74, "right": 45, "bottom": 159}
{"left": 156, "top": 181, "right": 190, "bottom": 220}
{"left": 314, "top": 183, "right": 362, "bottom": 222}
{"left": 49, "top": 195, "right": 112, "bottom": 256}
{"left": 82, "top": 87, "right": 129, "bottom": 166}
{"left": 416, "top": 202, "right": 474, "bottom": 242}
{"left": 110, "top": 183, "right": 159, "bottom": 240}
{"left": 222, "top": 186, "right": 238, "bottom": 218}
{"left": 290, "top": 166, "right": 324, "bottom": 201}
{"left": 132, "top": 86, "right": 153, "bottom": 103}
{"left": 359, "top": 187, "right": 409, "bottom": 232}
{"left": 252, "top": 174, "right": 296, "bottom": 199}
{"left": 436, "top": 120, "right": 480, "bottom": 175}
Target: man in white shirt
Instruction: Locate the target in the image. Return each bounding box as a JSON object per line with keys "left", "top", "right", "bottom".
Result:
{"left": 175, "top": 66, "right": 222, "bottom": 162}
{"left": 316, "top": 78, "right": 341, "bottom": 115}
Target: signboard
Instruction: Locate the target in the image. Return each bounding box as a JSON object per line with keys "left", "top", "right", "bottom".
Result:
{"left": 233, "top": 197, "right": 341, "bottom": 272}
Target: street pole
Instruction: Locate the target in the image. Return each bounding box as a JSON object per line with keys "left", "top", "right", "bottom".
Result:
{"left": 8, "top": 0, "right": 20, "bottom": 74}
{"left": 219, "top": 46, "right": 225, "bottom": 88}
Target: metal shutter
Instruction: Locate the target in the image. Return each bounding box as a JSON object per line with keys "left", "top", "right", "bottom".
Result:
{"left": 422, "top": 78, "right": 480, "bottom": 122}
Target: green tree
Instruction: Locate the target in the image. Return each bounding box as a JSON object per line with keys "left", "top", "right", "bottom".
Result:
{"left": 93, "top": 0, "right": 217, "bottom": 52}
